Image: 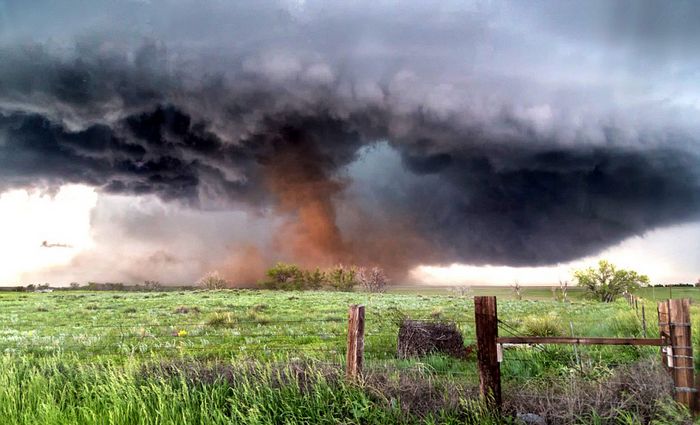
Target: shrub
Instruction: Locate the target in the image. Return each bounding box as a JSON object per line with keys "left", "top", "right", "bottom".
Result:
{"left": 262, "top": 264, "right": 328, "bottom": 290}
{"left": 143, "top": 280, "right": 162, "bottom": 291}
{"left": 358, "top": 267, "right": 388, "bottom": 293}
{"left": 197, "top": 271, "right": 228, "bottom": 290}
{"left": 302, "top": 268, "right": 325, "bottom": 290}
{"left": 574, "top": 260, "right": 649, "bottom": 302}
{"left": 261, "top": 263, "right": 381, "bottom": 292}
{"left": 262, "top": 263, "right": 305, "bottom": 290}
{"left": 326, "top": 264, "right": 359, "bottom": 292}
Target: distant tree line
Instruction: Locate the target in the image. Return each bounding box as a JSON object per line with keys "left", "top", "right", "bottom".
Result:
{"left": 261, "top": 263, "right": 388, "bottom": 293}
{"left": 3, "top": 281, "right": 198, "bottom": 292}
{"left": 4, "top": 264, "right": 389, "bottom": 293}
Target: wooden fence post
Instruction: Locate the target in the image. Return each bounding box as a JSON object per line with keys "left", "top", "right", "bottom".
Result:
{"left": 668, "top": 299, "right": 695, "bottom": 412}
{"left": 641, "top": 303, "right": 647, "bottom": 338}
{"left": 658, "top": 301, "right": 671, "bottom": 371}
{"left": 474, "top": 296, "right": 501, "bottom": 408}
{"left": 346, "top": 304, "right": 365, "bottom": 381}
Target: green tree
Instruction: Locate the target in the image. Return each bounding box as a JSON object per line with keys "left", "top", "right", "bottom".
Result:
{"left": 302, "top": 268, "right": 325, "bottom": 290}
{"left": 574, "top": 260, "right": 649, "bottom": 302}
{"left": 326, "top": 264, "right": 359, "bottom": 292}
{"left": 262, "top": 263, "right": 305, "bottom": 290}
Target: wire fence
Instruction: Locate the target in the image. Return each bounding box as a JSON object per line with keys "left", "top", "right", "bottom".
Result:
{"left": 1, "top": 292, "right": 692, "bottom": 424}
{"left": 0, "top": 295, "right": 675, "bottom": 394}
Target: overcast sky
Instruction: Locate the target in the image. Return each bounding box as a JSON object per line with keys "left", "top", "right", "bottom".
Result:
{"left": 0, "top": 0, "right": 698, "bottom": 285}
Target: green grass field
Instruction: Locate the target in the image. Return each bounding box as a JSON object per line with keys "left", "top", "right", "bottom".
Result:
{"left": 0, "top": 288, "right": 696, "bottom": 424}
{"left": 0, "top": 289, "right": 665, "bottom": 368}
{"left": 389, "top": 285, "right": 700, "bottom": 302}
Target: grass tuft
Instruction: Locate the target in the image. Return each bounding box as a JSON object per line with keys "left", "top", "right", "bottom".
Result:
{"left": 523, "top": 313, "right": 562, "bottom": 337}
{"left": 206, "top": 312, "right": 238, "bottom": 328}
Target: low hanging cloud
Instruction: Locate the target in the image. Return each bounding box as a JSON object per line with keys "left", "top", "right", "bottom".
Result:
{"left": 1, "top": 0, "right": 700, "bottom": 281}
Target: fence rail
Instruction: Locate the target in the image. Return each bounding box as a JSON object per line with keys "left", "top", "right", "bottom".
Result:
{"left": 497, "top": 336, "right": 665, "bottom": 346}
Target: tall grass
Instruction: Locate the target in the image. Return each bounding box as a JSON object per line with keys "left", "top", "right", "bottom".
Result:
{"left": 0, "top": 356, "right": 394, "bottom": 425}
{"left": 0, "top": 355, "right": 512, "bottom": 425}
{"left": 0, "top": 355, "right": 684, "bottom": 425}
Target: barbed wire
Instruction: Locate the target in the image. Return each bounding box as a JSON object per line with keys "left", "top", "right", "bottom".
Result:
{"left": 3, "top": 318, "right": 352, "bottom": 328}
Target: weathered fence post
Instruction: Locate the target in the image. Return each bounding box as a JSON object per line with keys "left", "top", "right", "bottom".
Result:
{"left": 346, "top": 304, "right": 365, "bottom": 381}
{"left": 641, "top": 302, "right": 647, "bottom": 338}
{"left": 668, "top": 299, "right": 695, "bottom": 412}
{"left": 658, "top": 301, "right": 671, "bottom": 370}
{"left": 474, "top": 296, "right": 501, "bottom": 408}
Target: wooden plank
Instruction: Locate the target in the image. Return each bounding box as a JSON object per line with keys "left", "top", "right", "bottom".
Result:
{"left": 474, "top": 296, "right": 501, "bottom": 408}
{"left": 668, "top": 299, "right": 695, "bottom": 411}
{"left": 497, "top": 336, "right": 664, "bottom": 346}
{"left": 659, "top": 301, "right": 671, "bottom": 370}
{"left": 346, "top": 304, "right": 365, "bottom": 381}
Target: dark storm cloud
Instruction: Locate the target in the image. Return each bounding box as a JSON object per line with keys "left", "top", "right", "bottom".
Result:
{"left": 0, "top": 42, "right": 170, "bottom": 124}
{"left": 0, "top": 43, "right": 372, "bottom": 207}
{"left": 392, "top": 143, "right": 700, "bottom": 265}
{"left": 0, "top": 0, "right": 699, "bottom": 269}
{"left": 0, "top": 109, "right": 206, "bottom": 200}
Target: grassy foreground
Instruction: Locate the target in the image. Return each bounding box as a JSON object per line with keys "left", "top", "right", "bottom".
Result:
{"left": 0, "top": 289, "right": 697, "bottom": 424}
{"left": 0, "top": 355, "right": 690, "bottom": 425}
{"left": 0, "top": 357, "right": 414, "bottom": 425}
